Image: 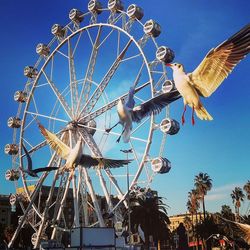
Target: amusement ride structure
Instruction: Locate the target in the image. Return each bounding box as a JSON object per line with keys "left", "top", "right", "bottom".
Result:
{"left": 5, "top": 0, "right": 181, "bottom": 248}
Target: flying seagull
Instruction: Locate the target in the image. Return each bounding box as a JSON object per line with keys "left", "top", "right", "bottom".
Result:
{"left": 105, "top": 86, "right": 181, "bottom": 143}
{"left": 38, "top": 123, "right": 132, "bottom": 171}
{"left": 221, "top": 218, "right": 250, "bottom": 245}
{"left": 166, "top": 23, "right": 250, "bottom": 125}
{"left": 21, "top": 143, "right": 58, "bottom": 178}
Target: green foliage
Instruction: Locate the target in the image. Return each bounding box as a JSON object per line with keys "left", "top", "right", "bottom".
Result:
{"left": 123, "top": 190, "right": 171, "bottom": 246}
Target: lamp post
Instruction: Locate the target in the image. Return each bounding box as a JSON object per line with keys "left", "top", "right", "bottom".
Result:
{"left": 120, "top": 149, "right": 133, "bottom": 245}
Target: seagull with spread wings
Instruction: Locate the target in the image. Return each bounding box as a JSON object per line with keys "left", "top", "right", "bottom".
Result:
{"left": 166, "top": 24, "right": 250, "bottom": 125}
{"left": 105, "top": 86, "right": 181, "bottom": 143}
{"left": 38, "top": 123, "right": 132, "bottom": 171}
{"left": 21, "top": 143, "right": 58, "bottom": 177}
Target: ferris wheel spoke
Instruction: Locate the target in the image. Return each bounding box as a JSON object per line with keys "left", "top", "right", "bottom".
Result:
{"left": 41, "top": 69, "right": 73, "bottom": 119}
{"left": 121, "top": 53, "right": 142, "bottom": 63}
{"left": 72, "top": 31, "right": 83, "bottom": 57}
{"left": 77, "top": 129, "right": 115, "bottom": 212}
{"left": 77, "top": 26, "right": 102, "bottom": 115}
{"left": 78, "top": 129, "right": 126, "bottom": 210}
{"left": 25, "top": 111, "right": 68, "bottom": 123}
{"left": 34, "top": 159, "right": 63, "bottom": 248}
{"left": 131, "top": 117, "right": 151, "bottom": 135}
{"left": 79, "top": 38, "right": 133, "bottom": 117}
{"left": 97, "top": 28, "right": 114, "bottom": 50}
{"left": 154, "top": 74, "right": 165, "bottom": 89}
{"left": 79, "top": 80, "right": 150, "bottom": 124}
{"left": 129, "top": 141, "right": 141, "bottom": 168}
{"left": 68, "top": 39, "right": 78, "bottom": 116}
{"left": 51, "top": 173, "right": 73, "bottom": 239}
{"left": 56, "top": 50, "right": 69, "bottom": 59}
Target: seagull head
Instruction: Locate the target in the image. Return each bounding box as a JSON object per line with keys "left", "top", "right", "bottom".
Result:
{"left": 166, "top": 63, "right": 185, "bottom": 72}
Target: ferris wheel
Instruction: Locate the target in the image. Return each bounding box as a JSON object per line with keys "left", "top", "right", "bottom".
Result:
{"left": 5, "top": 0, "right": 180, "bottom": 247}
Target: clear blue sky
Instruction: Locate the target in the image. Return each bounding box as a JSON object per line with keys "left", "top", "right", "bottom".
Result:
{"left": 0, "top": 0, "right": 249, "bottom": 216}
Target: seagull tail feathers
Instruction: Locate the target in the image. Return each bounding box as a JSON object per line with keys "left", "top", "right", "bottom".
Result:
{"left": 195, "top": 106, "right": 213, "bottom": 121}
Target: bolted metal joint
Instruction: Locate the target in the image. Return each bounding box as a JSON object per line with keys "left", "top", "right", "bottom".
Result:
{"left": 108, "top": 0, "right": 124, "bottom": 13}
{"left": 127, "top": 4, "right": 144, "bottom": 20}
{"left": 156, "top": 46, "right": 175, "bottom": 64}
{"left": 69, "top": 9, "right": 84, "bottom": 24}
{"left": 88, "top": 0, "right": 102, "bottom": 14}
{"left": 143, "top": 19, "right": 161, "bottom": 37}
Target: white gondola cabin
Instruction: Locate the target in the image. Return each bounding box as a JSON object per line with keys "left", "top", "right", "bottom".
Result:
{"left": 69, "top": 9, "right": 84, "bottom": 23}
{"left": 88, "top": 0, "right": 102, "bottom": 14}
{"left": 36, "top": 43, "right": 50, "bottom": 56}
{"left": 151, "top": 157, "right": 171, "bottom": 174}
{"left": 7, "top": 117, "right": 22, "bottom": 128}
{"left": 108, "top": 0, "right": 124, "bottom": 13}
{"left": 143, "top": 19, "right": 161, "bottom": 37}
{"left": 24, "top": 66, "right": 38, "bottom": 78}
{"left": 9, "top": 194, "right": 19, "bottom": 206}
{"left": 14, "top": 91, "right": 27, "bottom": 103}
{"left": 156, "top": 46, "right": 175, "bottom": 64}
{"left": 127, "top": 4, "right": 144, "bottom": 20}
{"left": 5, "top": 169, "right": 20, "bottom": 181}
{"left": 51, "top": 24, "right": 65, "bottom": 38}
{"left": 4, "top": 144, "right": 18, "bottom": 155}
{"left": 162, "top": 80, "right": 174, "bottom": 93}
{"left": 160, "top": 118, "right": 180, "bottom": 135}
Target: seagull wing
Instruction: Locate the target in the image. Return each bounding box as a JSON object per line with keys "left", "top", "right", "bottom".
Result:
{"left": 78, "top": 154, "right": 132, "bottom": 169}
{"left": 38, "top": 123, "right": 70, "bottom": 160}
{"left": 33, "top": 167, "right": 58, "bottom": 174}
{"left": 131, "top": 89, "right": 181, "bottom": 122}
{"left": 222, "top": 218, "right": 250, "bottom": 244}
{"left": 22, "top": 143, "right": 33, "bottom": 171}
{"left": 189, "top": 24, "right": 250, "bottom": 97}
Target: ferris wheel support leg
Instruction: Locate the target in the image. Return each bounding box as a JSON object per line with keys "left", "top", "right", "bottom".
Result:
{"left": 8, "top": 173, "right": 47, "bottom": 249}
{"left": 78, "top": 130, "right": 116, "bottom": 215}
{"left": 81, "top": 167, "right": 105, "bottom": 227}
{"left": 34, "top": 165, "right": 62, "bottom": 248}
{"left": 51, "top": 172, "right": 72, "bottom": 239}
{"left": 77, "top": 168, "right": 89, "bottom": 226}
{"left": 72, "top": 173, "right": 80, "bottom": 227}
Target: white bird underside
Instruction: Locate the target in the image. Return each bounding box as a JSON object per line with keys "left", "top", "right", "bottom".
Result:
{"left": 38, "top": 123, "right": 131, "bottom": 170}
{"left": 168, "top": 23, "right": 250, "bottom": 123}
{"left": 115, "top": 89, "right": 181, "bottom": 142}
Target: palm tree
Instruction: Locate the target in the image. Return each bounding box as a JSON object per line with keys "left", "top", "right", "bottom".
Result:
{"left": 194, "top": 172, "right": 212, "bottom": 219}
{"left": 123, "top": 192, "right": 170, "bottom": 248}
{"left": 220, "top": 204, "right": 235, "bottom": 221}
{"left": 243, "top": 180, "right": 250, "bottom": 200}
{"left": 231, "top": 187, "right": 245, "bottom": 222}
{"left": 187, "top": 189, "right": 200, "bottom": 250}
{"left": 187, "top": 189, "right": 200, "bottom": 225}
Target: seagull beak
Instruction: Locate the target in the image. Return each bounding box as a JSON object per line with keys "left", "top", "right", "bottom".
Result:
{"left": 166, "top": 63, "right": 173, "bottom": 68}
